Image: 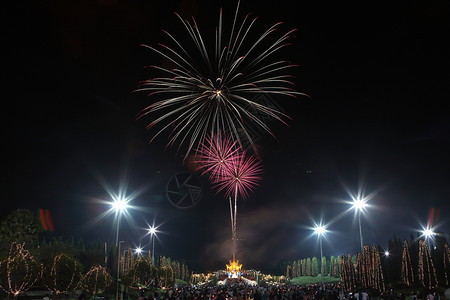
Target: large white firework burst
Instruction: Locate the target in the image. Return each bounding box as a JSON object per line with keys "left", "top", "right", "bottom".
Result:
{"left": 137, "top": 1, "right": 306, "bottom": 160}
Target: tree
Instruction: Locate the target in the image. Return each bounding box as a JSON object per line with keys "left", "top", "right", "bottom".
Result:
{"left": 286, "top": 265, "right": 291, "bottom": 278}
{"left": 443, "top": 243, "right": 450, "bottom": 286}
{"left": 311, "top": 257, "right": 318, "bottom": 277}
{"left": 305, "top": 258, "right": 311, "bottom": 276}
{"left": 417, "top": 240, "right": 438, "bottom": 289}
{"left": 80, "top": 265, "right": 112, "bottom": 297}
{"left": 401, "top": 240, "right": 414, "bottom": 286}
{"left": 292, "top": 261, "right": 298, "bottom": 278}
{"left": 45, "top": 253, "right": 82, "bottom": 296}
{"left": 340, "top": 254, "right": 356, "bottom": 292}
{"left": 0, "top": 242, "right": 43, "bottom": 297}
{"left": 322, "top": 256, "right": 328, "bottom": 276}
{"left": 122, "top": 256, "right": 156, "bottom": 289}
{"left": 0, "top": 209, "right": 41, "bottom": 253}
{"left": 158, "top": 265, "right": 175, "bottom": 288}
{"left": 330, "top": 256, "right": 338, "bottom": 277}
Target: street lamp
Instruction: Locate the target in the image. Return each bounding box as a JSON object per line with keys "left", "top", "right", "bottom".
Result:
{"left": 421, "top": 226, "right": 435, "bottom": 249}
{"left": 352, "top": 197, "right": 367, "bottom": 252}
{"left": 135, "top": 247, "right": 143, "bottom": 256}
{"left": 148, "top": 226, "right": 157, "bottom": 266}
{"left": 314, "top": 224, "right": 327, "bottom": 288}
{"left": 117, "top": 241, "right": 124, "bottom": 300}
{"left": 111, "top": 197, "right": 129, "bottom": 300}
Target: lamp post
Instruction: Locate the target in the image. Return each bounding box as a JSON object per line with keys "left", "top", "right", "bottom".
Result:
{"left": 111, "top": 197, "right": 129, "bottom": 300}
{"left": 148, "top": 226, "right": 156, "bottom": 266}
{"left": 117, "top": 240, "right": 124, "bottom": 300}
{"left": 352, "top": 198, "right": 367, "bottom": 252}
{"left": 422, "top": 227, "right": 435, "bottom": 249}
{"left": 314, "top": 224, "right": 326, "bottom": 288}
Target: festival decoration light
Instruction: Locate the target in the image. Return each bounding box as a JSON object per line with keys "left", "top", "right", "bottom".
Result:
{"left": 47, "top": 253, "right": 82, "bottom": 295}
{"left": 80, "top": 265, "right": 112, "bottom": 296}
{"left": 0, "top": 242, "right": 43, "bottom": 297}
{"left": 401, "top": 240, "right": 414, "bottom": 287}
{"left": 443, "top": 243, "right": 450, "bottom": 286}
{"left": 341, "top": 245, "right": 384, "bottom": 293}
{"left": 121, "top": 256, "right": 155, "bottom": 289}
{"left": 418, "top": 240, "right": 438, "bottom": 289}
{"left": 340, "top": 254, "right": 356, "bottom": 292}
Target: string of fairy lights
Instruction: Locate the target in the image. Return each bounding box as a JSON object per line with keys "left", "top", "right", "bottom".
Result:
{"left": 444, "top": 244, "right": 450, "bottom": 286}
{"left": 417, "top": 240, "right": 438, "bottom": 290}
{"left": 48, "top": 253, "right": 82, "bottom": 295}
{"left": 342, "top": 245, "right": 385, "bottom": 293}
{"left": 401, "top": 240, "right": 414, "bottom": 286}
{"left": 81, "top": 265, "right": 113, "bottom": 296}
{"left": 0, "top": 242, "right": 43, "bottom": 297}
{"left": 339, "top": 239, "right": 450, "bottom": 292}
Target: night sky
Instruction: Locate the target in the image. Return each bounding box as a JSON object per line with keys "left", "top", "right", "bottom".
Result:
{"left": 4, "top": 0, "right": 450, "bottom": 273}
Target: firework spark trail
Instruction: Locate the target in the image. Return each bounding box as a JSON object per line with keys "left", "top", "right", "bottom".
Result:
{"left": 212, "top": 149, "right": 263, "bottom": 256}
{"left": 137, "top": 1, "right": 306, "bottom": 160}
{"left": 195, "top": 132, "right": 262, "bottom": 256}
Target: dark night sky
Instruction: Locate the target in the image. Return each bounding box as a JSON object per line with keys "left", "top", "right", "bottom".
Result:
{"left": 3, "top": 0, "right": 450, "bottom": 273}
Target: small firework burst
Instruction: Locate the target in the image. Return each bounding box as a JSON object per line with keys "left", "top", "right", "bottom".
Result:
{"left": 213, "top": 150, "right": 263, "bottom": 200}
{"left": 195, "top": 132, "right": 242, "bottom": 181}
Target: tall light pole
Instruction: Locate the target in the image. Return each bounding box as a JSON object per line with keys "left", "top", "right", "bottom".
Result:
{"left": 314, "top": 224, "right": 327, "bottom": 288}
{"left": 148, "top": 226, "right": 156, "bottom": 266}
{"left": 111, "top": 197, "right": 129, "bottom": 300}
{"left": 117, "top": 241, "right": 124, "bottom": 300}
{"left": 352, "top": 198, "right": 367, "bottom": 252}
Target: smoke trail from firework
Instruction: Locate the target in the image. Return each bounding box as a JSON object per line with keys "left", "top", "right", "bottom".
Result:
{"left": 213, "top": 149, "right": 262, "bottom": 256}
{"left": 137, "top": 1, "right": 306, "bottom": 160}
{"left": 195, "top": 133, "right": 262, "bottom": 256}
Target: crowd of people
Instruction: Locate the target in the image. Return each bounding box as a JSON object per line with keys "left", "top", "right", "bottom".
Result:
{"left": 132, "top": 282, "right": 445, "bottom": 300}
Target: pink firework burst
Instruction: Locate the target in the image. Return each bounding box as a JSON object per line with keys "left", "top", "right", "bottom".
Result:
{"left": 214, "top": 151, "right": 263, "bottom": 200}
{"left": 195, "top": 132, "right": 242, "bottom": 181}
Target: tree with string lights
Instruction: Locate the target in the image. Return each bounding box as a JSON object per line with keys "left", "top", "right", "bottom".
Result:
{"left": 443, "top": 243, "right": 450, "bottom": 286}
{"left": 418, "top": 240, "right": 438, "bottom": 290}
{"left": 80, "top": 265, "right": 112, "bottom": 297}
{"left": 122, "top": 256, "right": 156, "bottom": 290}
{"left": 0, "top": 242, "right": 43, "bottom": 298}
{"left": 45, "top": 253, "right": 82, "bottom": 296}
{"left": 340, "top": 254, "right": 356, "bottom": 292}
{"left": 401, "top": 240, "right": 414, "bottom": 287}
{"left": 158, "top": 265, "right": 175, "bottom": 289}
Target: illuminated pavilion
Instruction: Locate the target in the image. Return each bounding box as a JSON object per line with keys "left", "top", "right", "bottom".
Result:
{"left": 226, "top": 254, "right": 242, "bottom": 278}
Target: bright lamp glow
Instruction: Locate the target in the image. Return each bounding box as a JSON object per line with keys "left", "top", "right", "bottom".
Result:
{"left": 149, "top": 226, "right": 156, "bottom": 235}
{"left": 352, "top": 198, "right": 367, "bottom": 211}
{"left": 422, "top": 228, "right": 435, "bottom": 238}
{"left": 135, "top": 247, "right": 142, "bottom": 255}
{"left": 314, "top": 225, "right": 326, "bottom": 236}
{"left": 385, "top": 251, "right": 389, "bottom": 257}
{"left": 111, "top": 197, "right": 129, "bottom": 212}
